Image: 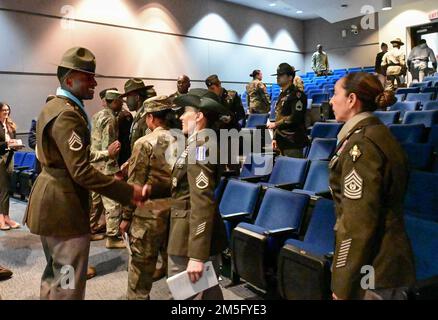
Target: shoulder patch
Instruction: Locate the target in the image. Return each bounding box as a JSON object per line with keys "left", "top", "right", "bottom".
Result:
{"left": 68, "top": 131, "right": 83, "bottom": 151}
{"left": 295, "top": 100, "right": 303, "bottom": 111}
{"left": 344, "top": 169, "right": 363, "bottom": 200}
{"left": 349, "top": 145, "right": 362, "bottom": 162}
{"left": 195, "top": 170, "right": 209, "bottom": 190}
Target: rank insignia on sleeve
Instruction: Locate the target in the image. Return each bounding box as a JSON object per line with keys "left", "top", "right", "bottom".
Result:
{"left": 344, "top": 169, "right": 363, "bottom": 200}
{"left": 195, "top": 170, "right": 209, "bottom": 190}
{"left": 336, "top": 238, "right": 352, "bottom": 269}
{"left": 349, "top": 145, "right": 362, "bottom": 162}
{"left": 68, "top": 131, "right": 83, "bottom": 151}
{"left": 172, "top": 177, "right": 177, "bottom": 188}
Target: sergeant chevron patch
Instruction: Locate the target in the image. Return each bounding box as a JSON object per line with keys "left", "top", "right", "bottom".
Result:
{"left": 196, "top": 222, "right": 206, "bottom": 236}
{"left": 195, "top": 170, "right": 209, "bottom": 189}
{"left": 68, "top": 131, "right": 83, "bottom": 151}
{"left": 344, "top": 169, "right": 363, "bottom": 200}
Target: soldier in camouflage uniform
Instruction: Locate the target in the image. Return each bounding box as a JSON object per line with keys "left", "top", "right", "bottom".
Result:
{"left": 246, "top": 70, "right": 270, "bottom": 114}
{"left": 267, "top": 63, "right": 309, "bottom": 158}
{"left": 90, "top": 90, "right": 125, "bottom": 248}
{"left": 329, "top": 72, "right": 415, "bottom": 300}
{"left": 119, "top": 96, "right": 178, "bottom": 300}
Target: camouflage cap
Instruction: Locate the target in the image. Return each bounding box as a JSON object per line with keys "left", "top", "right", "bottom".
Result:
{"left": 143, "top": 95, "right": 172, "bottom": 113}
{"left": 205, "top": 74, "right": 221, "bottom": 87}
{"left": 58, "top": 47, "right": 96, "bottom": 74}
{"left": 99, "top": 87, "right": 118, "bottom": 100}
{"left": 123, "top": 78, "right": 153, "bottom": 95}
{"left": 105, "top": 89, "right": 123, "bottom": 101}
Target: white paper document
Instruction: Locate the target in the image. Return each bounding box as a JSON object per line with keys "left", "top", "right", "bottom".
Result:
{"left": 122, "top": 232, "right": 132, "bottom": 256}
{"left": 166, "top": 261, "right": 218, "bottom": 300}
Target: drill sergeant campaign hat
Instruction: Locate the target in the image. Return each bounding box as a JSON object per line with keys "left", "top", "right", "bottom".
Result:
{"left": 58, "top": 47, "right": 97, "bottom": 75}
{"left": 122, "top": 78, "right": 154, "bottom": 96}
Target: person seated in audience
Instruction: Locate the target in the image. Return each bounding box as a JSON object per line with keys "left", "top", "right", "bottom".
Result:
{"left": 329, "top": 72, "right": 415, "bottom": 300}
{"left": 0, "top": 102, "right": 23, "bottom": 230}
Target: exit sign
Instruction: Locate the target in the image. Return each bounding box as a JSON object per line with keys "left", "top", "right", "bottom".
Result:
{"left": 429, "top": 10, "right": 438, "bottom": 20}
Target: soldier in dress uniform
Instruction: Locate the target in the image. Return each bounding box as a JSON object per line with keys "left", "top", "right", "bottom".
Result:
{"left": 246, "top": 70, "right": 270, "bottom": 114}
{"left": 168, "top": 92, "right": 228, "bottom": 300}
{"left": 169, "top": 75, "right": 191, "bottom": 102}
{"left": 205, "top": 74, "right": 245, "bottom": 131}
{"left": 119, "top": 95, "right": 178, "bottom": 300}
{"left": 23, "top": 47, "right": 146, "bottom": 300}
{"left": 329, "top": 72, "right": 416, "bottom": 300}
{"left": 267, "top": 63, "right": 309, "bottom": 158}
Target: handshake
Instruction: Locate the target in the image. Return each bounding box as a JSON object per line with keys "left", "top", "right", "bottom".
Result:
{"left": 130, "top": 184, "right": 151, "bottom": 207}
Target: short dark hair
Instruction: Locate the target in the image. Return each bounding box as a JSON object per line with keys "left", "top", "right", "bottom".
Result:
{"left": 250, "top": 70, "right": 261, "bottom": 78}
{"left": 419, "top": 39, "right": 427, "bottom": 45}
{"left": 57, "top": 66, "right": 71, "bottom": 83}
{"left": 381, "top": 42, "right": 388, "bottom": 48}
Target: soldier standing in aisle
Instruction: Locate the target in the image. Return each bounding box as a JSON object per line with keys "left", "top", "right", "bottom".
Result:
{"left": 246, "top": 70, "right": 270, "bottom": 114}
{"left": 119, "top": 96, "right": 178, "bottom": 300}
{"left": 381, "top": 38, "right": 406, "bottom": 91}
{"left": 23, "top": 47, "right": 146, "bottom": 300}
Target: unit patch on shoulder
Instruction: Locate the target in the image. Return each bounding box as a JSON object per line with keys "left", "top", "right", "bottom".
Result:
{"left": 68, "top": 131, "right": 83, "bottom": 151}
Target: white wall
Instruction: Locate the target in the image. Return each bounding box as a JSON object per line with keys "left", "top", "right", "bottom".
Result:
{"left": 303, "top": 15, "right": 380, "bottom": 73}
{"left": 379, "top": 0, "right": 437, "bottom": 47}
{"left": 0, "top": 0, "right": 305, "bottom": 131}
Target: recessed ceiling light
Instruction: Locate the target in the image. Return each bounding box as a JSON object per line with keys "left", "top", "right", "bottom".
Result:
{"left": 296, "top": 10, "right": 303, "bottom": 14}
{"left": 269, "top": 2, "right": 277, "bottom": 7}
{"left": 382, "top": 0, "right": 392, "bottom": 11}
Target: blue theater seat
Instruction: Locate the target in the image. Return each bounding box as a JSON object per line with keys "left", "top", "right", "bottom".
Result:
{"left": 231, "top": 189, "right": 310, "bottom": 290}
{"left": 396, "top": 87, "right": 421, "bottom": 95}
{"left": 310, "top": 122, "right": 343, "bottom": 139}
{"left": 277, "top": 198, "right": 336, "bottom": 299}
{"left": 389, "top": 124, "right": 425, "bottom": 143}
{"left": 423, "top": 101, "right": 438, "bottom": 111}
{"left": 240, "top": 153, "right": 274, "bottom": 180}
{"left": 293, "top": 160, "right": 330, "bottom": 197}
{"left": 406, "top": 93, "right": 434, "bottom": 106}
{"left": 403, "top": 110, "right": 438, "bottom": 128}
{"left": 374, "top": 111, "right": 400, "bottom": 126}
{"left": 306, "top": 138, "right": 337, "bottom": 161}
{"left": 311, "top": 93, "right": 329, "bottom": 104}
{"left": 389, "top": 101, "right": 420, "bottom": 117}
{"left": 401, "top": 143, "right": 434, "bottom": 171}
{"left": 405, "top": 171, "right": 438, "bottom": 222}
{"left": 219, "top": 179, "right": 261, "bottom": 243}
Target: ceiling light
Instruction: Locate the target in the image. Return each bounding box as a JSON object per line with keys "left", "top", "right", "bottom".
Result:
{"left": 382, "top": 0, "right": 392, "bottom": 11}
{"left": 269, "top": 2, "right": 277, "bottom": 7}
{"left": 296, "top": 10, "right": 303, "bottom": 14}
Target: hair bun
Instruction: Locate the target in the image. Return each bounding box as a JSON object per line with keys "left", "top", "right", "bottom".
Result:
{"left": 375, "top": 90, "right": 396, "bottom": 109}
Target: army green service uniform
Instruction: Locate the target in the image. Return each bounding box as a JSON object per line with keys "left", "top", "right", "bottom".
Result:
{"left": 23, "top": 47, "right": 134, "bottom": 300}
{"left": 218, "top": 88, "right": 245, "bottom": 131}
{"left": 90, "top": 92, "right": 122, "bottom": 238}
{"left": 168, "top": 95, "right": 228, "bottom": 300}
{"left": 246, "top": 79, "right": 270, "bottom": 114}
{"left": 122, "top": 97, "right": 177, "bottom": 300}
{"left": 329, "top": 112, "right": 416, "bottom": 300}
{"left": 273, "top": 84, "right": 309, "bottom": 158}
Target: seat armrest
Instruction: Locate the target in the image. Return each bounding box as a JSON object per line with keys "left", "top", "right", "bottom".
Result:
{"left": 315, "top": 190, "right": 333, "bottom": 200}
{"left": 275, "top": 182, "right": 301, "bottom": 190}
{"left": 14, "top": 166, "right": 30, "bottom": 171}
{"left": 240, "top": 175, "right": 269, "bottom": 183}
{"left": 264, "top": 227, "right": 297, "bottom": 237}
{"left": 222, "top": 212, "right": 251, "bottom": 221}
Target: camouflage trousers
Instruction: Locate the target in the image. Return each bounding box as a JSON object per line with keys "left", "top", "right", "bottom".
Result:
{"left": 127, "top": 203, "right": 169, "bottom": 300}
{"left": 90, "top": 191, "right": 122, "bottom": 237}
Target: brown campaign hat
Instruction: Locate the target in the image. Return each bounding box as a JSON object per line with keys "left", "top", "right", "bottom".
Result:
{"left": 390, "top": 38, "right": 404, "bottom": 46}
{"left": 58, "top": 47, "right": 97, "bottom": 75}
{"left": 123, "top": 78, "right": 153, "bottom": 95}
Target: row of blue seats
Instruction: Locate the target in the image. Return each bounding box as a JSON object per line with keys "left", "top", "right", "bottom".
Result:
{"left": 217, "top": 169, "right": 438, "bottom": 298}
{"left": 378, "top": 109, "right": 438, "bottom": 126}
{"left": 395, "top": 91, "right": 438, "bottom": 104}
{"left": 10, "top": 152, "right": 38, "bottom": 198}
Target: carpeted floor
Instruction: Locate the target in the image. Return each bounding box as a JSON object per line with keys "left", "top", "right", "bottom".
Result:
{"left": 0, "top": 198, "right": 262, "bottom": 300}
